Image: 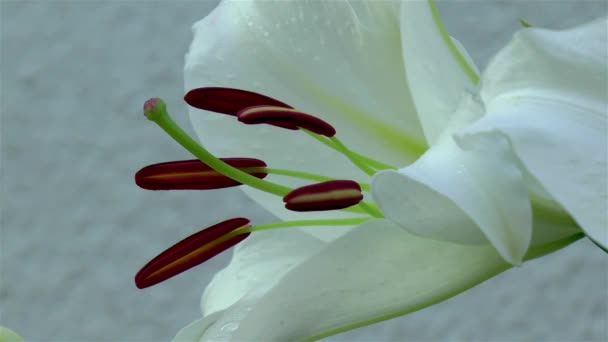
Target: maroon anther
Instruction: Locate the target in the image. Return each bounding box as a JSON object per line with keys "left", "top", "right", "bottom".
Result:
{"left": 184, "top": 87, "right": 293, "bottom": 116}
{"left": 238, "top": 106, "right": 337, "bottom": 137}
{"left": 283, "top": 180, "right": 363, "bottom": 211}
{"left": 135, "top": 218, "right": 250, "bottom": 289}
{"left": 135, "top": 158, "right": 267, "bottom": 190}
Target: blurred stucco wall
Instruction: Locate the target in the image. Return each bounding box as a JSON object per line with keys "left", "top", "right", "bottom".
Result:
{"left": 1, "top": 1, "right": 606, "bottom": 341}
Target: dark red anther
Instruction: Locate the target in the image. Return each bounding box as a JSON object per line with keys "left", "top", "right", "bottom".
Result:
{"left": 184, "top": 87, "right": 293, "bottom": 116}
{"left": 283, "top": 180, "right": 363, "bottom": 211}
{"left": 238, "top": 106, "right": 337, "bottom": 137}
{"left": 135, "top": 158, "right": 267, "bottom": 190}
{"left": 135, "top": 218, "right": 250, "bottom": 289}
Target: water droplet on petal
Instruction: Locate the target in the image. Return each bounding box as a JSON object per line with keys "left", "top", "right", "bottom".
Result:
{"left": 221, "top": 322, "right": 239, "bottom": 333}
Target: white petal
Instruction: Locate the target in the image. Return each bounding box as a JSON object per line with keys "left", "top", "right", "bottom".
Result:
{"left": 200, "top": 229, "right": 324, "bottom": 316}
{"left": 468, "top": 17, "right": 608, "bottom": 248}
{"left": 401, "top": 0, "right": 480, "bottom": 144}
{"left": 185, "top": 221, "right": 581, "bottom": 341}
{"left": 227, "top": 219, "right": 511, "bottom": 340}
{"left": 185, "top": 0, "right": 429, "bottom": 229}
{"left": 174, "top": 229, "right": 325, "bottom": 341}
{"left": 372, "top": 94, "right": 532, "bottom": 264}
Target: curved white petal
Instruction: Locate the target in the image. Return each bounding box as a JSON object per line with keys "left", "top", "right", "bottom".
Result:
{"left": 466, "top": 17, "right": 608, "bottom": 248}
{"left": 401, "top": 0, "right": 480, "bottom": 144}
{"left": 223, "top": 219, "right": 511, "bottom": 340}
{"left": 184, "top": 0, "right": 430, "bottom": 230}
{"left": 200, "top": 229, "right": 324, "bottom": 316}
{"left": 176, "top": 220, "right": 581, "bottom": 342}
{"left": 173, "top": 228, "right": 325, "bottom": 341}
{"left": 372, "top": 94, "right": 532, "bottom": 264}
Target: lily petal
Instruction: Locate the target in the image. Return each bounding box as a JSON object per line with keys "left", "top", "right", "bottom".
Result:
{"left": 372, "top": 94, "right": 532, "bottom": 264}
{"left": 185, "top": 1, "right": 432, "bottom": 234}
{"left": 401, "top": 0, "right": 480, "bottom": 144}
{"left": 176, "top": 217, "right": 581, "bottom": 341}
{"left": 173, "top": 229, "right": 325, "bottom": 342}
{"left": 466, "top": 17, "right": 608, "bottom": 249}
{"left": 200, "top": 229, "right": 324, "bottom": 317}
{"left": 208, "top": 220, "right": 512, "bottom": 340}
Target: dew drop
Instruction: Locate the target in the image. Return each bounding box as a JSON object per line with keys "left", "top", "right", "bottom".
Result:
{"left": 313, "top": 55, "right": 321, "bottom": 62}
{"left": 221, "top": 322, "right": 239, "bottom": 333}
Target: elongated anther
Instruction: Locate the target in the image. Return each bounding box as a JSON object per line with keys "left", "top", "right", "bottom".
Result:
{"left": 135, "top": 218, "right": 250, "bottom": 289}
{"left": 135, "top": 158, "right": 267, "bottom": 190}
{"left": 184, "top": 87, "right": 292, "bottom": 116}
{"left": 283, "top": 180, "right": 363, "bottom": 211}
{"left": 238, "top": 105, "right": 336, "bottom": 137}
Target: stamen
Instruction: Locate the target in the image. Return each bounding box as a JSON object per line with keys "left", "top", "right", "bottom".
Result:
{"left": 143, "top": 99, "right": 371, "bottom": 216}
{"left": 283, "top": 180, "right": 363, "bottom": 211}
{"left": 135, "top": 158, "right": 267, "bottom": 190}
{"left": 238, "top": 106, "right": 336, "bottom": 137}
{"left": 135, "top": 218, "right": 250, "bottom": 289}
{"left": 184, "top": 87, "right": 292, "bottom": 116}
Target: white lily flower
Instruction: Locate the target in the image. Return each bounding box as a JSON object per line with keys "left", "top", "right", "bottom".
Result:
{"left": 167, "top": 0, "right": 606, "bottom": 340}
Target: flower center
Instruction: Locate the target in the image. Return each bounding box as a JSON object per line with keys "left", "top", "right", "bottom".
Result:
{"left": 135, "top": 88, "right": 397, "bottom": 288}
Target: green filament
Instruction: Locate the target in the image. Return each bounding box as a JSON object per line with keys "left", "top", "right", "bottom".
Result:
{"left": 357, "top": 201, "right": 384, "bottom": 218}
{"left": 304, "top": 130, "right": 397, "bottom": 170}
{"left": 254, "top": 167, "right": 371, "bottom": 192}
{"left": 330, "top": 136, "right": 379, "bottom": 176}
{"left": 237, "top": 217, "right": 371, "bottom": 236}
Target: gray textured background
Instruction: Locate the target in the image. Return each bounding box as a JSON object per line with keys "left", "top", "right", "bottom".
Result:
{"left": 1, "top": 1, "right": 607, "bottom": 341}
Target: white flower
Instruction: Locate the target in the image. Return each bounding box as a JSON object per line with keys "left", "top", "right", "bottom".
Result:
{"left": 175, "top": 0, "right": 607, "bottom": 340}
